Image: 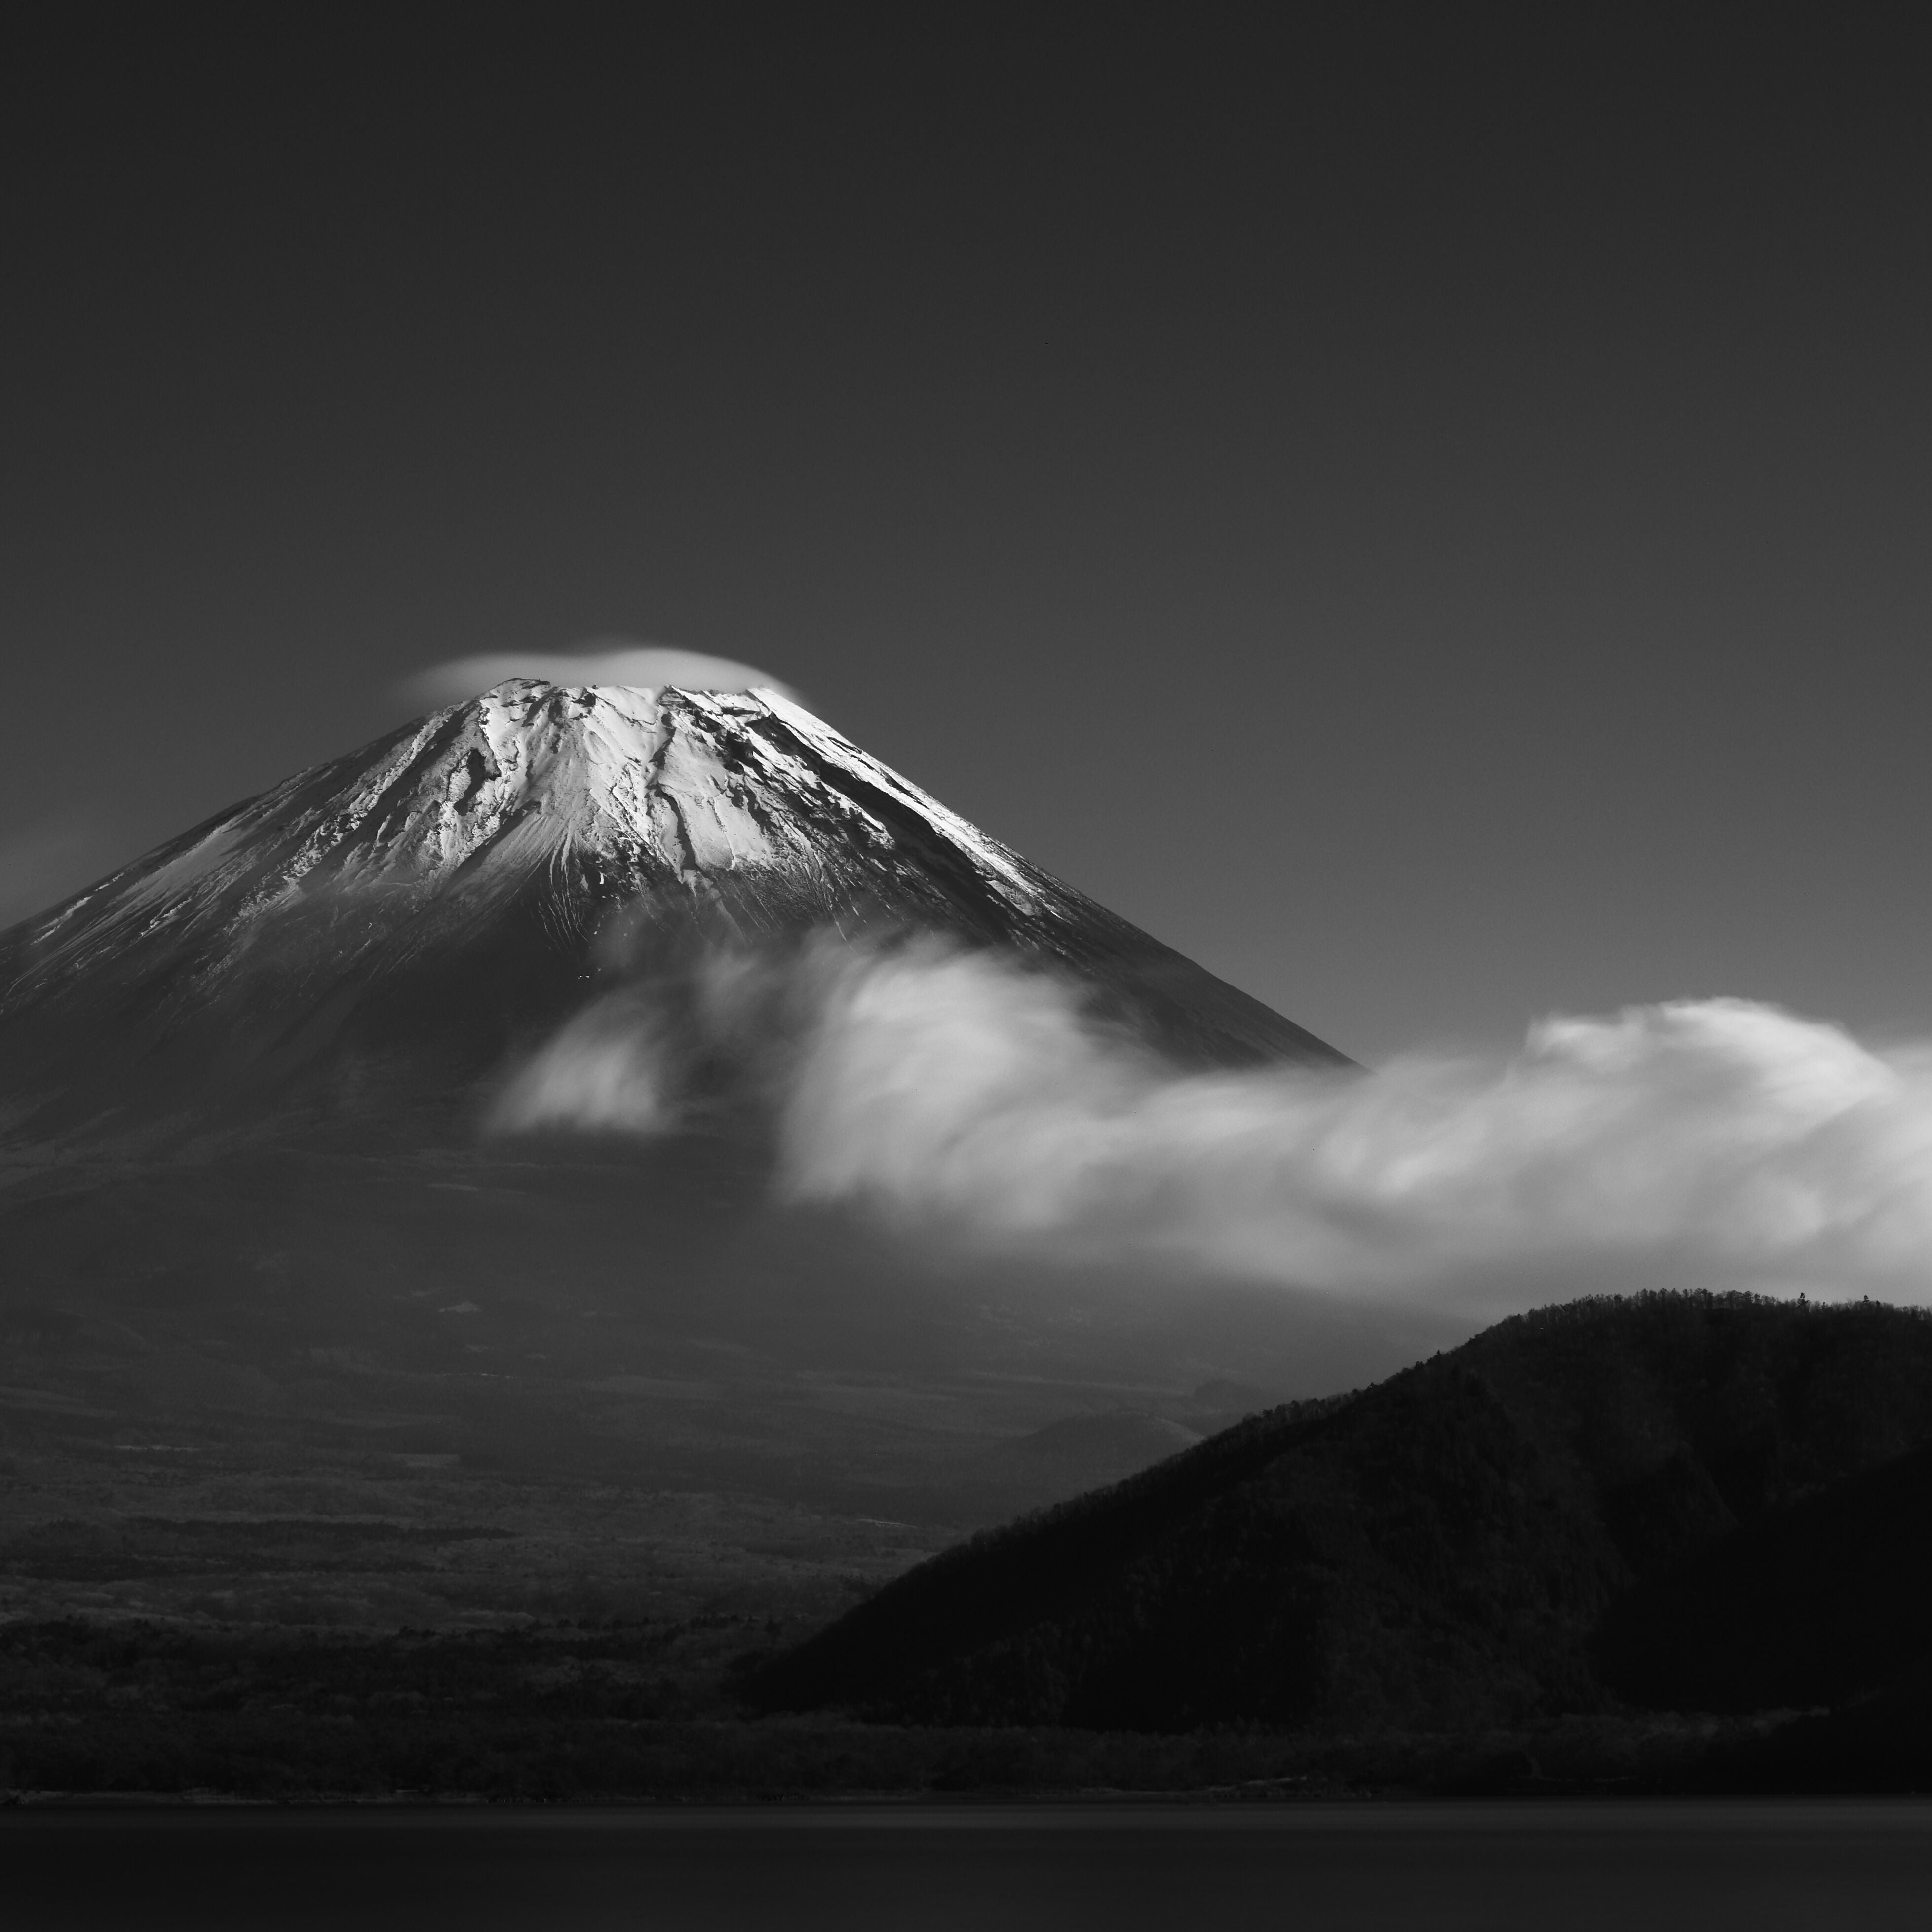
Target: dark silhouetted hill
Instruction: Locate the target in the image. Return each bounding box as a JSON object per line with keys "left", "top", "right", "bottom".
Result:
{"left": 751, "top": 1292, "right": 1932, "bottom": 1733}
{"left": 1600, "top": 1432, "right": 1932, "bottom": 1714}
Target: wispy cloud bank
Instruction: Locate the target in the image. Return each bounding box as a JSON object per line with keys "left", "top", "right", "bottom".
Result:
{"left": 495, "top": 939, "right": 1932, "bottom": 1316}
{"left": 399, "top": 641, "right": 800, "bottom": 711}
{"left": 491, "top": 992, "right": 677, "bottom": 1135}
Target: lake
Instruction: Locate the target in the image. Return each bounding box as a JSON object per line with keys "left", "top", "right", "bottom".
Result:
{"left": 7, "top": 1801, "right": 1932, "bottom": 1929}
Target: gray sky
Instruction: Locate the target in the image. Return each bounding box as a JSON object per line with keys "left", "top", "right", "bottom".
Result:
{"left": 4, "top": 10, "right": 1928, "bottom": 1061}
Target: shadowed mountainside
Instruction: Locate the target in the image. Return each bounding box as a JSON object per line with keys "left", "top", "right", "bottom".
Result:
{"left": 1599, "top": 1432, "right": 1932, "bottom": 1713}
{"left": 0, "top": 1134, "right": 1448, "bottom": 1633}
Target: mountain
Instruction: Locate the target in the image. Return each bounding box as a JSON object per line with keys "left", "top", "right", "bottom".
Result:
{"left": 1599, "top": 1429, "right": 1932, "bottom": 1714}
{"left": 750, "top": 1292, "right": 1932, "bottom": 1733}
{"left": 0, "top": 681, "right": 1411, "bottom": 1636}
{"left": 0, "top": 680, "right": 1341, "bottom": 1141}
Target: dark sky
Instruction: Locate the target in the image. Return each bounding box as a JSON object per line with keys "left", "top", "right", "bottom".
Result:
{"left": 4, "top": 6, "right": 1929, "bottom": 1060}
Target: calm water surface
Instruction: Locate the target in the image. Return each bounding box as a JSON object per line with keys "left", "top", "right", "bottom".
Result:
{"left": 7, "top": 1801, "right": 1932, "bottom": 1930}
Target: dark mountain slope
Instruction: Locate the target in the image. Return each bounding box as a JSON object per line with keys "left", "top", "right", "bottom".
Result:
{"left": 1600, "top": 1432, "right": 1932, "bottom": 1714}
{"left": 750, "top": 1293, "right": 1932, "bottom": 1731}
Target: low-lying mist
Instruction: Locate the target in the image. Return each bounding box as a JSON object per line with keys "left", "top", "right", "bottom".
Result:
{"left": 493, "top": 937, "right": 1932, "bottom": 1319}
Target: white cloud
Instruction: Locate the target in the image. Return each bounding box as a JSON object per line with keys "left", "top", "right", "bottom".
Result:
{"left": 496, "top": 937, "right": 1932, "bottom": 1318}
{"left": 489, "top": 994, "right": 677, "bottom": 1136}
{"left": 398, "top": 641, "right": 800, "bottom": 711}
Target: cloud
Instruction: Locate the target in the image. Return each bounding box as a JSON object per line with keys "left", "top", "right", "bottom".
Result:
{"left": 489, "top": 993, "right": 677, "bottom": 1136}
{"left": 399, "top": 640, "right": 801, "bottom": 711}
{"left": 496, "top": 937, "right": 1932, "bottom": 1318}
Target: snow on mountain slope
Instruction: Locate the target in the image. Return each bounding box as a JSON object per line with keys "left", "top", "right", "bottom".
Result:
{"left": 0, "top": 681, "right": 1345, "bottom": 1135}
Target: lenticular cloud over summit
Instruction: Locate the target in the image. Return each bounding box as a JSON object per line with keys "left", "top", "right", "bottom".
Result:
{"left": 514, "top": 940, "right": 1932, "bottom": 1316}
{"left": 400, "top": 642, "right": 800, "bottom": 710}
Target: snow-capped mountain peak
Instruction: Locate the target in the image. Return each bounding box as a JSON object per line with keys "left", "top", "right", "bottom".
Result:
{"left": 0, "top": 680, "right": 1345, "bottom": 1134}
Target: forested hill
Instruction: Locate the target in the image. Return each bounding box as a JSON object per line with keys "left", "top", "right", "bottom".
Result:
{"left": 751, "top": 1293, "right": 1932, "bottom": 1732}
